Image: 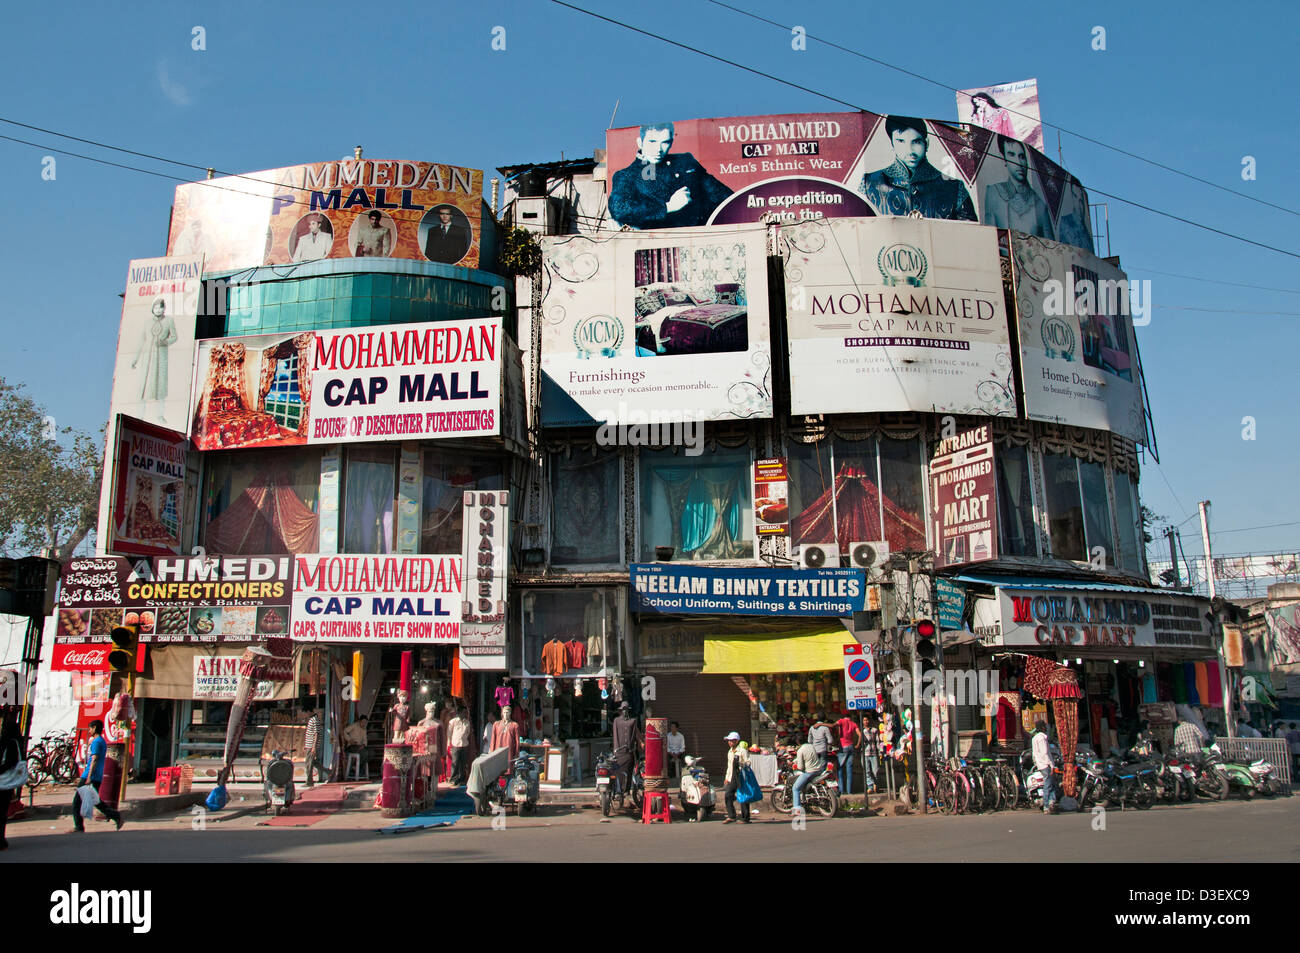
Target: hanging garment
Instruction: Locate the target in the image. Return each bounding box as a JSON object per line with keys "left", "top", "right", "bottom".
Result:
{"left": 1171, "top": 664, "right": 1187, "bottom": 704}
{"left": 1194, "top": 663, "right": 1210, "bottom": 706}
{"left": 565, "top": 639, "right": 586, "bottom": 670}
{"left": 1141, "top": 674, "right": 1158, "bottom": 704}
{"left": 587, "top": 631, "right": 605, "bottom": 660}
{"left": 1205, "top": 661, "right": 1223, "bottom": 707}
{"left": 540, "top": 639, "right": 569, "bottom": 676}
{"left": 996, "top": 693, "right": 1021, "bottom": 741}
{"left": 1023, "top": 655, "right": 1062, "bottom": 700}
{"left": 493, "top": 684, "right": 515, "bottom": 712}
{"left": 1183, "top": 663, "right": 1200, "bottom": 705}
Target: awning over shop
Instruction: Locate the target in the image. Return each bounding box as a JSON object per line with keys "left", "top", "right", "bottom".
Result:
{"left": 702, "top": 623, "right": 858, "bottom": 674}
{"left": 952, "top": 573, "right": 1173, "bottom": 595}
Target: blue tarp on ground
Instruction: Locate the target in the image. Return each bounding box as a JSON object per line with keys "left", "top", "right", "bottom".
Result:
{"left": 375, "top": 788, "right": 475, "bottom": 835}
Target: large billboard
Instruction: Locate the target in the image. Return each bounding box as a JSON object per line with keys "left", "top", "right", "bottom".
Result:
{"left": 167, "top": 160, "right": 483, "bottom": 272}
{"left": 290, "top": 554, "right": 463, "bottom": 644}
{"left": 111, "top": 255, "right": 204, "bottom": 431}
{"left": 957, "top": 79, "right": 1044, "bottom": 152}
{"left": 55, "top": 555, "right": 293, "bottom": 644}
{"left": 784, "top": 217, "right": 1015, "bottom": 417}
{"left": 189, "top": 318, "right": 502, "bottom": 450}
{"left": 605, "top": 112, "right": 1092, "bottom": 255}
{"left": 539, "top": 224, "right": 771, "bottom": 426}
{"left": 107, "top": 416, "right": 188, "bottom": 558}
{"left": 1012, "top": 233, "right": 1146, "bottom": 444}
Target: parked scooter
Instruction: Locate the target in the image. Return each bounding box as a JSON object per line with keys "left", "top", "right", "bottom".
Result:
{"left": 507, "top": 750, "right": 541, "bottom": 815}
{"left": 1246, "top": 756, "right": 1287, "bottom": 797}
{"left": 1202, "top": 744, "right": 1261, "bottom": 800}
{"left": 678, "top": 755, "right": 715, "bottom": 821}
{"left": 262, "top": 749, "right": 296, "bottom": 816}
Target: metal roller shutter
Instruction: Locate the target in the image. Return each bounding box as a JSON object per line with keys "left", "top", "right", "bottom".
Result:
{"left": 649, "top": 674, "right": 752, "bottom": 776}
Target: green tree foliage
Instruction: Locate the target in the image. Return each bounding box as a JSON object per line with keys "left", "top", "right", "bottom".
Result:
{"left": 497, "top": 226, "right": 543, "bottom": 278}
{"left": 0, "top": 379, "right": 102, "bottom": 563}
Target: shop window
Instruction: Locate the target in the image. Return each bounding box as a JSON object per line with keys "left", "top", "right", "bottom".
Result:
{"left": 996, "top": 444, "right": 1035, "bottom": 557}
{"left": 344, "top": 447, "right": 396, "bottom": 554}
{"left": 264, "top": 356, "right": 303, "bottom": 432}
{"left": 551, "top": 451, "right": 622, "bottom": 566}
{"left": 1079, "top": 461, "right": 1115, "bottom": 567}
{"left": 639, "top": 448, "right": 752, "bottom": 561}
{"left": 159, "top": 484, "right": 180, "bottom": 538}
{"left": 1042, "top": 452, "right": 1086, "bottom": 561}
{"left": 420, "top": 451, "right": 504, "bottom": 554}
{"left": 788, "top": 437, "right": 923, "bottom": 551}
{"left": 522, "top": 589, "right": 616, "bottom": 678}
{"left": 202, "top": 447, "right": 321, "bottom": 555}
{"left": 1113, "top": 473, "right": 1142, "bottom": 574}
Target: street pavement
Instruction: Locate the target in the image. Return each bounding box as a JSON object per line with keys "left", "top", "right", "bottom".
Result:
{"left": 4, "top": 790, "right": 1298, "bottom": 863}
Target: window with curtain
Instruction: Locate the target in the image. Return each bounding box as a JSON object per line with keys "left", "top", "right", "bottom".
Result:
{"left": 420, "top": 451, "right": 504, "bottom": 554}
{"left": 1042, "top": 452, "right": 1086, "bottom": 561}
{"left": 264, "top": 356, "right": 302, "bottom": 431}
{"left": 996, "top": 444, "right": 1035, "bottom": 557}
{"left": 344, "top": 446, "right": 396, "bottom": 554}
{"left": 878, "top": 437, "right": 925, "bottom": 551}
{"left": 639, "top": 448, "right": 752, "bottom": 561}
{"left": 202, "top": 447, "right": 321, "bottom": 555}
{"left": 788, "top": 438, "right": 923, "bottom": 551}
{"left": 1079, "top": 460, "right": 1115, "bottom": 566}
{"left": 551, "top": 451, "right": 622, "bottom": 566}
{"left": 1113, "top": 473, "right": 1142, "bottom": 574}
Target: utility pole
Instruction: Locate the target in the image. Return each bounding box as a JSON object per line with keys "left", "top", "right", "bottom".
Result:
{"left": 1165, "top": 526, "right": 1181, "bottom": 588}
{"left": 1199, "top": 501, "right": 1234, "bottom": 741}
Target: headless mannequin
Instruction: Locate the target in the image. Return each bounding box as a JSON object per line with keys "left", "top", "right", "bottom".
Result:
{"left": 491, "top": 704, "right": 521, "bottom": 760}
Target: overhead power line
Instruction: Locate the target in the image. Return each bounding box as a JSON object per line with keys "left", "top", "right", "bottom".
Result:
{"left": 547, "top": 0, "right": 1300, "bottom": 261}
{"left": 701, "top": 0, "right": 1300, "bottom": 220}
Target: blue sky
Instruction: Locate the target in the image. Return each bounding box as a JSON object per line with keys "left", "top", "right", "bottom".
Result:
{"left": 2, "top": 0, "right": 1297, "bottom": 568}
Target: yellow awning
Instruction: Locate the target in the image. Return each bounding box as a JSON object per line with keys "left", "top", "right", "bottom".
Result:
{"left": 702, "top": 624, "right": 857, "bottom": 674}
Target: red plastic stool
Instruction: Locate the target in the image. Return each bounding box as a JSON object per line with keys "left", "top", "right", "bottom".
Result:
{"left": 641, "top": 790, "right": 672, "bottom": 824}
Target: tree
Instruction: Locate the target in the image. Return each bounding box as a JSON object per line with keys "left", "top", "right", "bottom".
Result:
{"left": 0, "top": 379, "right": 103, "bottom": 563}
{"left": 1140, "top": 506, "right": 1161, "bottom": 546}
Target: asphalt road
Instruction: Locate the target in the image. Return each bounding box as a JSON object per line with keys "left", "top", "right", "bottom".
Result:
{"left": 5, "top": 794, "right": 1298, "bottom": 863}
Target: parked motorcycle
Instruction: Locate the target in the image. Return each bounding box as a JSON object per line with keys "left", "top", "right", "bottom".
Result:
{"left": 679, "top": 755, "right": 715, "bottom": 821}
{"left": 1186, "top": 750, "right": 1231, "bottom": 801}
{"left": 1202, "top": 744, "right": 1260, "bottom": 800}
{"left": 1246, "top": 757, "right": 1286, "bottom": 797}
{"left": 1074, "top": 754, "right": 1114, "bottom": 809}
{"left": 507, "top": 750, "right": 541, "bottom": 815}
{"left": 770, "top": 750, "right": 840, "bottom": 817}
{"left": 262, "top": 749, "right": 296, "bottom": 816}
{"left": 1106, "top": 754, "right": 1156, "bottom": 810}
{"left": 1163, "top": 754, "right": 1199, "bottom": 803}
{"left": 595, "top": 752, "right": 643, "bottom": 816}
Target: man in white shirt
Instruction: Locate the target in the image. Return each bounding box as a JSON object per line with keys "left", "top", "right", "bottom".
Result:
{"left": 449, "top": 707, "right": 472, "bottom": 785}
{"left": 791, "top": 741, "right": 821, "bottom": 816}
{"left": 354, "top": 210, "right": 391, "bottom": 257}
{"left": 666, "top": 721, "right": 686, "bottom": 779}
{"left": 1032, "top": 720, "right": 1058, "bottom": 814}
{"left": 293, "top": 214, "right": 333, "bottom": 261}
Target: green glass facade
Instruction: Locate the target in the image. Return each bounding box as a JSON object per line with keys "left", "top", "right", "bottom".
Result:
{"left": 208, "top": 258, "right": 514, "bottom": 338}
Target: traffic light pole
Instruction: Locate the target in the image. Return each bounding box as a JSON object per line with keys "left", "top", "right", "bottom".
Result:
{"left": 911, "top": 628, "right": 927, "bottom": 814}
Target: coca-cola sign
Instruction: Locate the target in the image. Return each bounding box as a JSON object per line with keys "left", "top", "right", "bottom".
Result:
{"left": 53, "top": 644, "right": 112, "bottom": 671}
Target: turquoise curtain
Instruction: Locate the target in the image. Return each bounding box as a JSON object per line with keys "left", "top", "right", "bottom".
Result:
{"left": 651, "top": 464, "right": 744, "bottom": 558}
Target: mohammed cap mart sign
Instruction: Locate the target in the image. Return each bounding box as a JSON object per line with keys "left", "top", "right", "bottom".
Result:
{"left": 973, "top": 586, "right": 1212, "bottom": 649}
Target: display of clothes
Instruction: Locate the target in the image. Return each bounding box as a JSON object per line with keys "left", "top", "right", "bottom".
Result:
{"left": 493, "top": 684, "right": 515, "bottom": 712}
{"left": 539, "top": 636, "right": 591, "bottom": 674}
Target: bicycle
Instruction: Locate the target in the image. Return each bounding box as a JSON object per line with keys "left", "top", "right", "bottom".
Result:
{"left": 26, "top": 730, "right": 82, "bottom": 787}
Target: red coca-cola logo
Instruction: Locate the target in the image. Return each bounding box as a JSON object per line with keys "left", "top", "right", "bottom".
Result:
{"left": 53, "top": 644, "right": 111, "bottom": 671}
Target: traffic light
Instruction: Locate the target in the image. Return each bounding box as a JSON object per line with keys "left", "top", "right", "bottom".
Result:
{"left": 914, "top": 619, "right": 937, "bottom": 674}
{"left": 108, "top": 623, "right": 139, "bottom": 676}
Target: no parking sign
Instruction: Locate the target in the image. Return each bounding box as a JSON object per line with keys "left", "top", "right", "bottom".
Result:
{"left": 843, "top": 644, "right": 877, "bottom": 710}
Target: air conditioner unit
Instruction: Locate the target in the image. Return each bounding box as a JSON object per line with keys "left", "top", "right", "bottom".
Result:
{"left": 848, "top": 541, "right": 890, "bottom": 575}
{"left": 800, "top": 543, "right": 839, "bottom": 570}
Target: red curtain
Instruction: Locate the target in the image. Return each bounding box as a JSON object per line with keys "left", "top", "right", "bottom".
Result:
{"left": 204, "top": 476, "right": 319, "bottom": 555}
{"left": 792, "top": 463, "right": 923, "bottom": 549}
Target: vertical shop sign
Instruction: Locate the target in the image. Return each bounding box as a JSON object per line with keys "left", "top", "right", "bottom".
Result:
{"left": 753, "top": 458, "right": 790, "bottom": 537}
{"left": 929, "top": 424, "right": 998, "bottom": 568}
{"left": 459, "top": 490, "right": 509, "bottom": 670}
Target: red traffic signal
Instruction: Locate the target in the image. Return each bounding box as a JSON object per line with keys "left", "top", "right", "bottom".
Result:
{"left": 915, "top": 619, "right": 937, "bottom": 639}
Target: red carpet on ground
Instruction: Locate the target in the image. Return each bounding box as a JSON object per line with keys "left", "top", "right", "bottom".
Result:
{"left": 259, "top": 782, "right": 350, "bottom": 827}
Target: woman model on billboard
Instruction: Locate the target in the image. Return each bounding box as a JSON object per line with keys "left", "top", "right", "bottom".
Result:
{"left": 968, "top": 92, "right": 1016, "bottom": 138}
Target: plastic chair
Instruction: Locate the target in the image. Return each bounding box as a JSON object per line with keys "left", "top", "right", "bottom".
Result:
{"left": 641, "top": 790, "right": 672, "bottom": 824}
{"left": 346, "top": 752, "right": 370, "bottom": 781}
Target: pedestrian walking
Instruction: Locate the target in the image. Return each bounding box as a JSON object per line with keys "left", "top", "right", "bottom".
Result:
{"left": 449, "top": 707, "right": 472, "bottom": 785}
{"left": 303, "top": 709, "right": 323, "bottom": 787}
{"left": 72, "top": 720, "right": 123, "bottom": 833}
{"left": 834, "top": 712, "right": 860, "bottom": 794}
{"left": 0, "top": 708, "right": 23, "bottom": 850}
{"left": 721, "top": 731, "right": 750, "bottom": 824}
{"left": 1031, "top": 720, "right": 1058, "bottom": 815}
